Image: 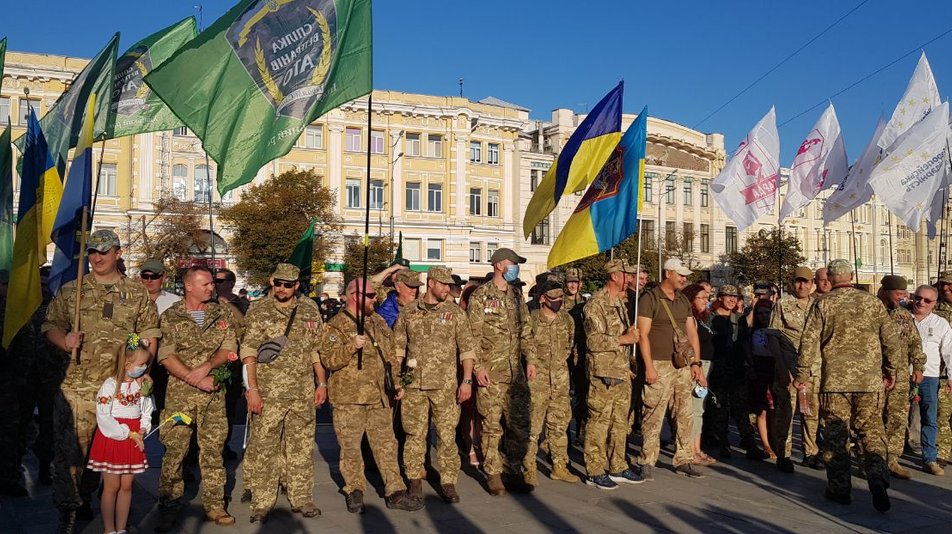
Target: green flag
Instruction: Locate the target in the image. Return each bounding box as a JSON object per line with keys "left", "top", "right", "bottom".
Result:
{"left": 105, "top": 18, "right": 197, "bottom": 139}
{"left": 14, "top": 34, "right": 119, "bottom": 175}
{"left": 287, "top": 218, "right": 316, "bottom": 279}
{"left": 0, "top": 37, "right": 11, "bottom": 272}
{"left": 144, "top": 0, "right": 372, "bottom": 196}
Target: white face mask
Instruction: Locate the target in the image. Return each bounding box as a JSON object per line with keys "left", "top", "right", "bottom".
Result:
{"left": 126, "top": 365, "right": 148, "bottom": 379}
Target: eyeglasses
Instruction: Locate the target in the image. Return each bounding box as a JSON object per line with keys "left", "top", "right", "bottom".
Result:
{"left": 273, "top": 280, "right": 297, "bottom": 289}
{"left": 913, "top": 295, "right": 936, "bottom": 304}
{"left": 140, "top": 273, "right": 162, "bottom": 280}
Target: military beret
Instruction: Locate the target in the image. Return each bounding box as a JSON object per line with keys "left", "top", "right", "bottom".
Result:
{"left": 880, "top": 275, "right": 907, "bottom": 291}
{"left": 718, "top": 284, "right": 740, "bottom": 297}
{"left": 827, "top": 258, "right": 853, "bottom": 276}
{"left": 139, "top": 259, "right": 165, "bottom": 275}
{"left": 271, "top": 263, "right": 301, "bottom": 281}
{"left": 427, "top": 266, "right": 454, "bottom": 285}
{"left": 490, "top": 247, "right": 526, "bottom": 265}
{"left": 87, "top": 229, "right": 121, "bottom": 252}
{"left": 395, "top": 269, "right": 423, "bottom": 287}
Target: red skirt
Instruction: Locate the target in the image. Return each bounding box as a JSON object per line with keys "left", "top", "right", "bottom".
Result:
{"left": 87, "top": 417, "right": 148, "bottom": 475}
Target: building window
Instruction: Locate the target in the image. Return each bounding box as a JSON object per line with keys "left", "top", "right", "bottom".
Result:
{"left": 469, "top": 243, "right": 482, "bottom": 263}
{"left": 345, "top": 127, "right": 362, "bottom": 152}
{"left": 370, "top": 179, "right": 384, "bottom": 210}
{"left": 880, "top": 239, "right": 887, "bottom": 265}
{"left": 644, "top": 173, "right": 655, "bottom": 203}
{"left": 487, "top": 143, "right": 500, "bottom": 165}
{"left": 700, "top": 179, "right": 709, "bottom": 207}
{"left": 470, "top": 141, "right": 482, "bottom": 163}
{"left": 682, "top": 176, "right": 693, "bottom": 206}
{"left": 641, "top": 220, "right": 655, "bottom": 243}
{"left": 487, "top": 242, "right": 499, "bottom": 260}
{"left": 487, "top": 189, "right": 500, "bottom": 217}
{"left": 97, "top": 163, "right": 118, "bottom": 197}
{"left": 405, "top": 182, "right": 421, "bottom": 211}
{"left": 194, "top": 165, "right": 212, "bottom": 202}
{"left": 665, "top": 221, "right": 676, "bottom": 244}
{"left": 469, "top": 187, "right": 482, "bottom": 216}
{"left": 0, "top": 97, "right": 9, "bottom": 124}
{"left": 346, "top": 178, "right": 361, "bottom": 208}
{"left": 531, "top": 216, "right": 550, "bottom": 245}
{"left": 172, "top": 164, "right": 188, "bottom": 200}
{"left": 427, "top": 134, "right": 443, "bottom": 158}
{"left": 683, "top": 222, "right": 694, "bottom": 252}
{"left": 406, "top": 133, "right": 421, "bottom": 156}
{"left": 173, "top": 126, "right": 189, "bottom": 137}
{"left": 665, "top": 176, "right": 675, "bottom": 204}
{"left": 700, "top": 224, "right": 710, "bottom": 253}
{"left": 530, "top": 170, "right": 541, "bottom": 192}
{"left": 427, "top": 183, "right": 442, "bottom": 212}
{"left": 404, "top": 238, "right": 421, "bottom": 261}
{"left": 304, "top": 126, "right": 323, "bottom": 149}
{"left": 18, "top": 99, "right": 40, "bottom": 124}
{"left": 370, "top": 131, "right": 385, "bottom": 154}
{"left": 726, "top": 226, "right": 738, "bottom": 254}
{"left": 426, "top": 239, "right": 443, "bottom": 261}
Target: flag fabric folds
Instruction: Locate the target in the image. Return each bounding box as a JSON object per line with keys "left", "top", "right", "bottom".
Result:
{"left": 878, "top": 52, "right": 942, "bottom": 153}
{"left": 548, "top": 106, "right": 648, "bottom": 269}
{"left": 523, "top": 82, "right": 623, "bottom": 238}
{"left": 3, "top": 112, "right": 63, "bottom": 348}
{"left": 779, "top": 104, "right": 848, "bottom": 222}
{"left": 824, "top": 117, "right": 886, "bottom": 224}
{"left": 286, "top": 218, "right": 316, "bottom": 280}
{"left": 711, "top": 107, "right": 781, "bottom": 232}
{"left": 868, "top": 102, "right": 950, "bottom": 233}
{"left": 49, "top": 96, "right": 97, "bottom": 295}
{"left": 144, "top": 0, "right": 373, "bottom": 196}
{"left": 0, "top": 37, "right": 11, "bottom": 272}
{"left": 106, "top": 17, "right": 197, "bottom": 139}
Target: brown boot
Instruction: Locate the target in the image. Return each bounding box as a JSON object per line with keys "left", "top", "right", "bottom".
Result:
{"left": 523, "top": 469, "right": 538, "bottom": 487}
{"left": 486, "top": 474, "right": 506, "bottom": 496}
{"left": 440, "top": 483, "right": 460, "bottom": 503}
{"left": 925, "top": 462, "right": 945, "bottom": 476}
{"left": 889, "top": 463, "right": 911, "bottom": 480}
{"left": 205, "top": 507, "right": 235, "bottom": 526}
{"left": 408, "top": 478, "right": 423, "bottom": 500}
{"left": 550, "top": 464, "right": 580, "bottom": 483}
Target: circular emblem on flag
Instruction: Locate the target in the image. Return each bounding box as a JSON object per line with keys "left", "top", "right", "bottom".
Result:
{"left": 227, "top": 0, "right": 337, "bottom": 119}
{"left": 112, "top": 45, "right": 153, "bottom": 117}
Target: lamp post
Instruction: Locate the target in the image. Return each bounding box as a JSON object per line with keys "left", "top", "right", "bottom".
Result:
{"left": 657, "top": 169, "right": 678, "bottom": 280}
{"left": 389, "top": 150, "right": 404, "bottom": 245}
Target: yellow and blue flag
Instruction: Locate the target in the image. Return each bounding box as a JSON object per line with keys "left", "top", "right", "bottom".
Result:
{"left": 523, "top": 82, "right": 623, "bottom": 238}
{"left": 548, "top": 106, "right": 648, "bottom": 269}
{"left": 49, "top": 96, "right": 96, "bottom": 295}
{"left": 3, "top": 111, "right": 63, "bottom": 348}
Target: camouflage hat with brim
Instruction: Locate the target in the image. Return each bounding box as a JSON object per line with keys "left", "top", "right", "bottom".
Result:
{"left": 395, "top": 269, "right": 423, "bottom": 287}
{"left": 427, "top": 266, "right": 454, "bottom": 285}
{"left": 827, "top": 258, "right": 853, "bottom": 277}
{"left": 718, "top": 284, "right": 740, "bottom": 297}
{"left": 87, "top": 229, "right": 121, "bottom": 252}
{"left": 271, "top": 263, "right": 301, "bottom": 281}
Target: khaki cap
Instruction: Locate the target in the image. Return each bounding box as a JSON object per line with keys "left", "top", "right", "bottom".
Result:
{"left": 427, "top": 266, "right": 454, "bottom": 285}
{"left": 605, "top": 259, "right": 636, "bottom": 274}
{"left": 718, "top": 284, "right": 741, "bottom": 297}
{"left": 827, "top": 259, "right": 853, "bottom": 276}
{"left": 880, "top": 275, "right": 907, "bottom": 291}
{"left": 489, "top": 247, "right": 526, "bottom": 265}
{"left": 542, "top": 285, "right": 564, "bottom": 299}
{"left": 271, "top": 263, "right": 301, "bottom": 281}
{"left": 395, "top": 270, "right": 423, "bottom": 287}
{"left": 139, "top": 259, "right": 165, "bottom": 275}
{"left": 792, "top": 266, "right": 813, "bottom": 281}
{"left": 87, "top": 229, "right": 121, "bottom": 252}
{"left": 565, "top": 268, "right": 582, "bottom": 283}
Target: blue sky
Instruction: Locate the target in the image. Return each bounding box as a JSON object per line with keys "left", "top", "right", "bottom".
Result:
{"left": 4, "top": 0, "right": 951, "bottom": 162}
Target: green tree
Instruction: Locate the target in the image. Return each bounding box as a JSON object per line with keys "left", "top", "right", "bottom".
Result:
{"left": 219, "top": 169, "right": 340, "bottom": 286}
{"left": 342, "top": 234, "right": 393, "bottom": 283}
{"left": 723, "top": 228, "right": 806, "bottom": 285}
{"left": 127, "top": 196, "right": 208, "bottom": 266}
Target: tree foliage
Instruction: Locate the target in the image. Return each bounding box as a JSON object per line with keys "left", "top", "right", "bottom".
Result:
{"left": 723, "top": 228, "right": 806, "bottom": 285}
{"left": 127, "top": 196, "right": 208, "bottom": 266}
{"left": 342, "top": 234, "right": 394, "bottom": 284}
{"left": 219, "top": 169, "right": 341, "bottom": 286}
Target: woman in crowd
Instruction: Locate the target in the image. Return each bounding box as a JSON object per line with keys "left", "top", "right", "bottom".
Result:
{"left": 746, "top": 299, "right": 777, "bottom": 459}
{"left": 683, "top": 284, "right": 716, "bottom": 466}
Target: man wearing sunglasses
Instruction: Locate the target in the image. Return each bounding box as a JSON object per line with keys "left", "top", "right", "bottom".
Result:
{"left": 214, "top": 268, "right": 248, "bottom": 315}
{"left": 910, "top": 285, "right": 952, "bottom": 476}
{"left": 139, "top": 259, "right": 181, "bottom": 315}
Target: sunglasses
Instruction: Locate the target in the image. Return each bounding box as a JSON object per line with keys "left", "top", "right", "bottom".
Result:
{"left": 912, "top": 295, "right": 936, "bottom": 304}
{"left": 214, "top": 278, "right": 232, "bottom": 284}
{"left": 140, "top": 273, "right": 162, "bottom": 280}
{"left": 273, "top": 280, "right": 297, "bottom": 288}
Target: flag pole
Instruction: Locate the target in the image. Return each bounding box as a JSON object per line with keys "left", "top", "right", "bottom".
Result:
{"left": 89, "top": 141, "right": 107, "bottom": 220}
{"left": 634, "top": 210, "right": 644, "bottom": 320}
{"left": 70, "top": 207, "right": 89, "bottom": 365}
{"left": 205, "top": 153, "right": 215, "bottom": 267}
{"left": 849, "top": 210, "right": 857, "bottom": 276}
{"left": 357, "top": 93, "right": 374, "bottom": 370}
{"left": 888, "top": 212, "right": 895, "bottom": 275}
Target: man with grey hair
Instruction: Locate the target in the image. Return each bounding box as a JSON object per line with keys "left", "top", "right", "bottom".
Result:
{"left": 910, "top": 284, "right": 952, "bottom": 476}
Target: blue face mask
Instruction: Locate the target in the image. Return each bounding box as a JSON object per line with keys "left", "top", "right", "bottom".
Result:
{"left": 126, "top": 365, "right": 148, "bottom": 379}
{"left": 504, "top": 264, "right": 520, "bottom": 283}
{"left": 899, "top": 299, "right": 909, "bottom": 309}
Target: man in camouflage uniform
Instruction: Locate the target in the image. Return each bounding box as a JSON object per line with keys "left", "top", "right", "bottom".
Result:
{"left": 154, "top": 266, "right": 239, "bottom": 530}
{"left": 241, "top": 263, "right": 326, "bottom": 523}
{"left": 769, "top": 266, "right": 819, "bottom": 474}
{"left": 321, "top": 278, "right": 422, "bottom": 514}
{"left": 932, "top": 277, "right": 952, "bottom": 465}
{"left": 468, "top": 248, "right": 533, "bottom": 496}
{"left": 42, "top": 230, "right": 160, "bottom": 531}
{"left": 877, "top": 275, "right": 925, "bottom": 479}
{"left": 796, "top": 259, "right": 901, "bottom": 511}
{"left": 563, "top": 268, "right": 589, "bottom": 446}
{"left": 525, "top": 282, "right": 579, "bottom": 485}
{"left": 394, "top": 266, "right": 476, "bottom": 503}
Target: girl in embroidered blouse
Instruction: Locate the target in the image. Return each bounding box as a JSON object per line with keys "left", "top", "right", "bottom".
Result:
{"left": 86, "top": 335, "right": 154, "bottom": 534}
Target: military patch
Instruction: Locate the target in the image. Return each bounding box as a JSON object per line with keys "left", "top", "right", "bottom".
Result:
{"left": 328, "top": 334, "right": 338, "bottom": 342}
{"left": 217, "top": 319, "right": 229, "bottom": 330}
{"left": 306, "top": 320, "right": 317, "bottom": 329}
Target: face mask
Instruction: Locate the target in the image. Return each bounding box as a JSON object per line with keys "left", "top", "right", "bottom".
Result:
{"left": 545, "top": 300, "right": 563, "bottom": 313}
{"left": 693, "top": 384, "right": 709, "bottom": 399}
{"left": 126, "top": 365, "right": 148, "bottom": 379}
{"left": 898, "top": 299, "right": 909, "bottom": 309}
{"left": 503, "top": 264, "right": 520, "bottom": 283}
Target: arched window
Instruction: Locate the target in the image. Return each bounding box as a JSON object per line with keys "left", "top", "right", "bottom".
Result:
{"left": 172, "top": 164, "right": 188, "bottom": 200}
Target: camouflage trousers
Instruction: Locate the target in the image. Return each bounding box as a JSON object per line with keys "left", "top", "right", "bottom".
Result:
{"left": 773, "top": 374, "right": 820, "bottom": 460}
{"left": 333, "top": 403, "right": 405, "bottom": 496}
{"left": 401, "top": 387, "right": 461, "bottom": 484}
{"left": 52, "top": 387, "right": 99, "bottom": 510}
{"left": 638, "top": 361, "right": 694, "bottom": 467}
{"left": 246, "top": 396, "right": 315, "bottom": 511}
{"left": 937, "top": 384, "right": 952, "bottom": 461}
{"left": 526, "top": 381, "right": 572, "bottom": 471}
{"left": 884, "top": 378, "right": 912, "bottom": 465}
{"left": 584, "top": 378, "right": 631, "bottom": 476}
{"left": 476, "top": 378, "right": 530, "bottom": 477}
{"left": 159, "top": 391, "right": 227, "bottom": 511}
{"left": 819, "top": 392, "right": 888, "bottom": 497}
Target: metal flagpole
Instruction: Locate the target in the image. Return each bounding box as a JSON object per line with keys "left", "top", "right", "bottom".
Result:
{"left": 888, "top": 212, "right": 895, "bottom": 275}
{"left": 357, "top": 93, "right": 375, "bottom": 370}
{"left": 938, "top": 186, "right": 948, "bottom": 276}
{"left": 89, "top": 141, "right": 107, "bottom": 220}
{"left": 849, "top": 210, "right": 858, "bottom": 276}
{"left": 205, "top": 153, "right": 215, "bottom": 265}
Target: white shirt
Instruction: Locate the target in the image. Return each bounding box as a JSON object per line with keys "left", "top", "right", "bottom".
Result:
{"left": 155, "top": 291, "right": 182, "bottom": 315}
{"left": 95, "top": 378, "right": 154, "bottom": 440}
{"left": 914, "top": 312, "right": 952, "bottom": 378}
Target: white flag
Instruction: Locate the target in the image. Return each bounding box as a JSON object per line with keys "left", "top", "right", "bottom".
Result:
{"left": 780, "top": 104, "right": 848, "bottom": 222}
{"left": 925, "top": 105, "right": 952, "bottom": 238}
{"left": 869, "top": 102, "right": 950, "bottom": 232}
{"left": 712, "top": 107, "right": 781, "bottom": 231}
{"left": 878, "top": 52, "right": 941, "bottom": 152}
{"left": 824, "top": 117, "right": 886, "bottom": 224}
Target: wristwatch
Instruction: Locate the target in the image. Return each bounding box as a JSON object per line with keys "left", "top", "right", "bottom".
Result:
{"left": 689, "top": 361, "right": 702, "bottom": 368}
{"left": 317, "top": 382, "right": 328, "bottom": 389}
{"left": 462, "top": 378, "right": 473, "bottom": 385}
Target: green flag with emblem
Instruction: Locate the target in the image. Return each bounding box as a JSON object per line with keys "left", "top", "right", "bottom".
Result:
{"left": 144, "top": 0, "right": 373, "bottom": 196}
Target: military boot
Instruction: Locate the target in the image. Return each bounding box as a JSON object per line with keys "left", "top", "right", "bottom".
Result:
{"left": 523, "top": 468, "right": 538, "bottom": 487}
{"left": 408, "top": 478, "right": 423, "bottom": 500}
{"left": 57, "top": 509, "right": 76, "bottom": 534}
{"left": 345, "top": 490, "right": 365, "bottom": 514}
{"left": 550, "top": 464, "right": 580, "bottom": 483}
{"left": 440, "top": 483, "right": 460, "bottom": 503}
{"left": 154, "top": 501, "right": 181, "bottom": 533}
{"left": 486, "top": 474, "right": 506, "bottom": 496}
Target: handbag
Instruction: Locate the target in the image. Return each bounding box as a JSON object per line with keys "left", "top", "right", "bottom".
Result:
{"left": 256, "top": 306, "right": 298, "bottom": 364}
{"left": 659, "top": 298, "right": 695, "bottom": 369}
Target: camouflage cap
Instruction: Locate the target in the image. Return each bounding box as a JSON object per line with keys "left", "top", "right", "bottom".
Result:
{"left": 87, "top": 229, "right": 121, "bottom": 252}
{"left": 717, "top": 284, "right": 741, "bottom": 297}
{"left": 827, "top": 258, "right": 853, "bottom": 276}
{"left": 489, "top": 247, "right": 527, "bottom": 265}
{"left": 564, "top": 268, "right": 582, "bottom": 283}
{"left": 938, "top": 272, "right": 952, "bottom": 284}
{"left": 139, "top": 259, "right": 165, "bottom": 275}
{"left": 395, "top": 269, "right": 423, "bottom": 287}
{"left": 542, "top": 284, "right": 564, "bottom": 299}
{"left": 427, "top": 266, "right": 454, "bottom": 285}
{"left": 880, "top": 275, "right": 907, "bottom": 291}
{"left": 605, "top": 259, "right": 637, "bottom": 274}
{"left": 271, "top": 263, "right": 301, "bottom": 281}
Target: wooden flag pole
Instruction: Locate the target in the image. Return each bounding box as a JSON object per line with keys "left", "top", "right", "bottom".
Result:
{"left": 357, "top": 93, "right": 375, "bottom": 370}
{"left": 89, "top": 141, "right": 107, "bottom": 220}
{"left": 70, "top": 207, "right": 89, "bottom": 365}
{"left": 888, "top": 212, "right": 895, "bottom": 275}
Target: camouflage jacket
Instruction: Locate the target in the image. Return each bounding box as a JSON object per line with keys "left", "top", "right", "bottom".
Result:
{"left": 887, "top": 306, "right": 926, "bottom": 375}
{"left": 240, "top": 295, "right": 323, "bottom": 400}
{"left": 796, "top": 286, "right": 901, "bottom": 392}
{"left": 321, "top": 310, "right": 396, "bottom": 407}
{"left": 393, "top": 299, "right": 476, "bottom": 390}
{"left": 935, "top": 302, "right": 952, "bottom": 376}
{"left": 768, "top": 294, "right": 816, "bottom": 374}
{"left": 527, "top": 308, "right": 574, "bottom": 394}
{"left": 563, "top": 293, "right": 586, "bottom": 313}
{"left": 584, "top": 288, "right": 632, "bottom": 380}
{"left": 159, "top": 300, "right": 239, "bottom": 398}
{"left": 467, "top": 282, "right": 533, "bottom": 384}
{"left": 43, "top": 276, "right": 161, "bottom": 392}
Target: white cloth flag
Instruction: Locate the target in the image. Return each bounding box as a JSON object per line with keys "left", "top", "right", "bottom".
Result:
{"left": 925, "top": 106, "right": 952, "bottom": 238}
{"left": 712, "top": 107, "right": 781, "bottom": 231}
{"left": 824, "top": 117, "right": 886, "bottom": 224}
{"left": 869, "top": 102, "right": 950, "bottom": 232}
{"left": 780, "top": 104, "right": 848, "bottom": 222}
{"left": 878, "top": 52, "right": 941, "bottom": 152}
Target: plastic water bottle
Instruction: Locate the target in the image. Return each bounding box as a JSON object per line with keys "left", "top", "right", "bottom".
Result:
{"left": 798, "top": 385, "right": 812, "bottom": 416}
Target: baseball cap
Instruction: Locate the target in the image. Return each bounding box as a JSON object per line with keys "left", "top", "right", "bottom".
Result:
{"left": 827, "top": 258, "right": 853, "bottom": 277}
{"left": 880, "top": 275, "right": 907, "bottom": 291}
{"left": 271, "top": 263, "right": 301, "bottom": 281}
{"left": 489, "top": 247, "right": 526, "bottom": 265}
{"left": 604, "top": 259, "right": 636, "bottom": 274}
{"left": 663, "top": 258, "right": 692, "bottom": 276}
{"left": 792, "top": 266, "right": 813, "bottom": 281}
{"left": 717, "top": 284, "right": 741, "bottom": 297}
{"left": 139, "top": 259, "right": 165, "bottom": 275}
{"left": 564, "top": 268, "right": 582, "bottom": 283}
{"left": 395, "top": 270, "right": 423, "bottom": 287}
{"left": 427, "top": 266, "right": 454, "bottom": 285}
{"left": 87, "top": 229, "right": 121, "bottom": 253}
{"left": 541, "top": 283, "right": 564, "bottom": 299}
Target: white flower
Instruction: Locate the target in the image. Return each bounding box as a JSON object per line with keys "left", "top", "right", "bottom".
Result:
{"left": 407, "top": 358, "right": 418, "bottom": 369}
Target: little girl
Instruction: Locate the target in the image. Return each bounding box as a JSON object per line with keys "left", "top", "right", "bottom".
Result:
{"left": 87, "top": 334, "right": 154, "bottom": 534}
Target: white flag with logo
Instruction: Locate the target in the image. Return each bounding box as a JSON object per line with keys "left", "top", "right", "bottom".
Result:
{"left": 824, "top": 117, "right": 886, "bottom": 224}
{"left": 869, "top": 102, "right": 950, "bottom": 232}
{"left": 925, "top": 106, "right": 952, "bottom": 238}
{"left": 712, "top": 107, "right": 781, "bottom": 232}
{"left": 878, "top": 52, "right": 941, "bottom": 152}
{"left": 780, "top": 104, "right": 848, "bottom": 222}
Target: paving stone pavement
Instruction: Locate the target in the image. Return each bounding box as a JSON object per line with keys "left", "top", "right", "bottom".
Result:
{"left": 3, "top": 422, "right": 952, "bottom": 533}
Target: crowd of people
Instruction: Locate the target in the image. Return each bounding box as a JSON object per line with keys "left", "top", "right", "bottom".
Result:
{"left": 0, "top": 228, "right": 950, "bottom": 533}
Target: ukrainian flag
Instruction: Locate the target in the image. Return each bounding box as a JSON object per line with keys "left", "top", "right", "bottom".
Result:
{"left": 548, "top": 106, "right": 647, "bottom": 269}
{"left": 523, "top": 82, "right": 623, "bottom": 238}
{"left": 3, "top": 111, "right": 63, "bottom": 348}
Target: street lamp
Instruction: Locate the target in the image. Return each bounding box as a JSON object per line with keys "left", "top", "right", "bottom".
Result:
{"left": 389, "top": 150, "right": 404, "bottom": 244}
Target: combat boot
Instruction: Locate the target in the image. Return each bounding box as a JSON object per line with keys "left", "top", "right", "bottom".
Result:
{"left": 550, "top": 464, "right": 580, "bottom": 483}
{"left": 523, "top": 468, "right": 538, "bottom": 487}
{"left": 205, "top": 507, "right": 235, "bottom": 526}
{"left": 408, "top": 478, "right": 423, "bottom": 500}
{"left": 345, "top": 490, "right": 365, "bottom": 514}
{"left": 291, "top": 502, "right": 321, "bottom": 518}
{"left": 57, "top": 509, "right": 76, "bottom": 534}
{"left": 486, "top": 474, "right": 506, "bottom": 496}
{"left": 154, "top": 500, "right": 181, "bottom": 533}
{"left": 888, "top": 463, "right": 911, "bottom": 480}
{"left": 385, "top": 490, "right": 424, "bottom": 511}
{"left": 440, "top": 483, "right": 460, "bottom": 503}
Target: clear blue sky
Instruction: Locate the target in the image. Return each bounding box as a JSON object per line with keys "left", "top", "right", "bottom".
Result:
{"left": 4, "top": 0, "right": 951, "bottom": 162}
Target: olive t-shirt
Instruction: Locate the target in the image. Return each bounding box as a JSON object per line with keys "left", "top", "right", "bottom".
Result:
{"left": 638, "top": 286, "right": 691, "bottom": 362}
